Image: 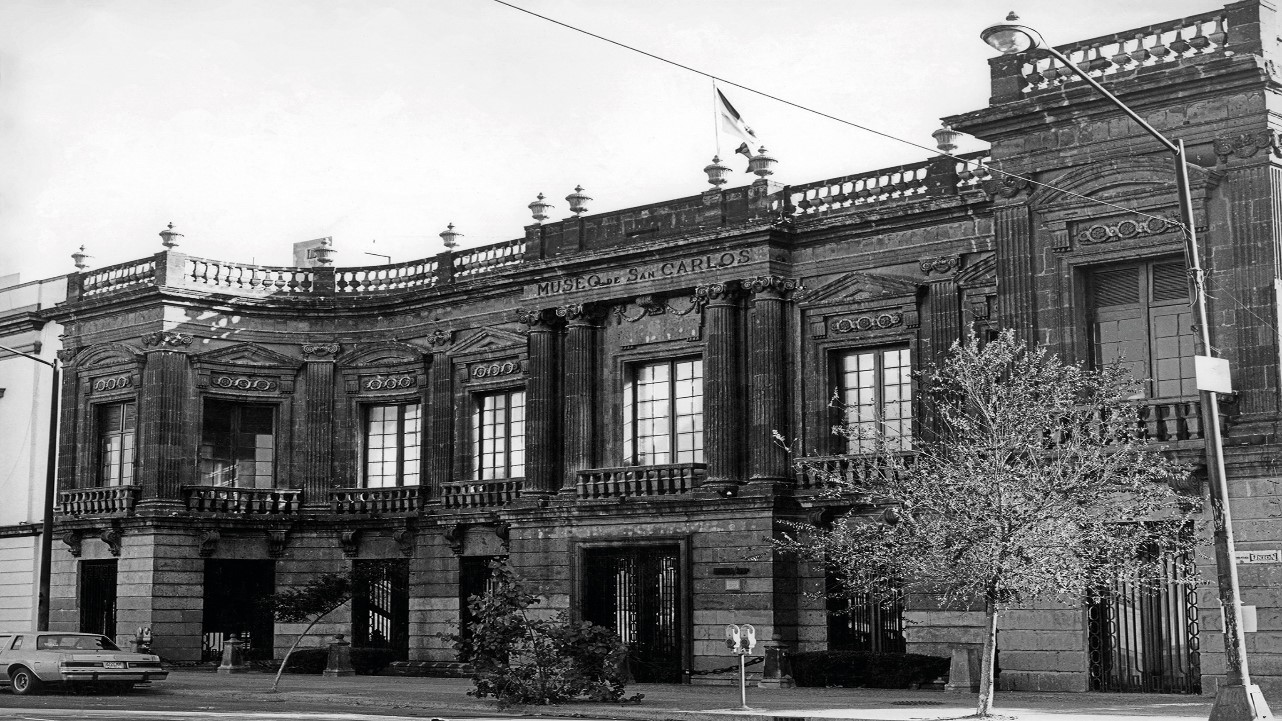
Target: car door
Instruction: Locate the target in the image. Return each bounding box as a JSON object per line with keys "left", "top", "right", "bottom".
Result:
{"left": 0, "top": 634, "right": 13, "bottom": 675}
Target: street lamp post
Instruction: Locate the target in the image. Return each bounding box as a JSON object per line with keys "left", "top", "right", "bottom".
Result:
{"left": 0, "top": 342, "right": 59, "bottom": 632}
{"left": 981, "top": 16, "right": 1272, "bottom": 721}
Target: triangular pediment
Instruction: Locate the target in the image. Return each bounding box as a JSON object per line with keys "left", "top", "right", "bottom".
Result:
{"left": 336, "top": 340, "right": 425, "bottom": 366}
{"left": 448, "top": 327, "right": 527, "bottom": 356}
{"left": 198, "top": 343, "right": 300, "bottom": 368}
{"left": 797, "top": 272, "right": 920, "bottom": 307}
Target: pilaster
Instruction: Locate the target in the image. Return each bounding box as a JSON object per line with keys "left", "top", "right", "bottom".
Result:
{"left": 557, "top": 304, "right": 603, "bottom": 491}
{"left": 137, "top": 332, "right": 193, "bottom": 500}
{"left": 426, "top": 333, "right": 454, "bottom": 499}
{"left": 517, "top": 308, "right": 563, "bottom": 497}
{"left": 742, "top": 276, "right": 798, "bottom": 488}
{"left": 994, "top": 204, "right": 1036, "bottom": 342}
{"left": 695, "top": 282, "right": 742, "bottom": 490}
{"left": 299, "top": 343, "right": 339, "bottom": 502}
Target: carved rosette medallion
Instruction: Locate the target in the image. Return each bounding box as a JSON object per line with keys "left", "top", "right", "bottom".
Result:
{"left": 300, "top": 342, "right": 341, "bottom": 359}
{"left": 91, "top": 375, "right": 133, "bottom": 393}
{"left": 469, "top": 360, "right": 524, "bottom": 380}
{"left": 1076, "top": 215, "right": 1180, "bottom": 245}
{"left": 364, "top": 375, "right": 416, "bottom": 392}
{"left": 140, "top": 331, "right": 193, "bottom": 348}
{"left": 211, "top": 376, "right": 279, "bottom": 392}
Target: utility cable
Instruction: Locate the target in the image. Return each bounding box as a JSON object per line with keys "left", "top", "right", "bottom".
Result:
{"left": 489, "top": 0, "right": 1186, "bottom": 230}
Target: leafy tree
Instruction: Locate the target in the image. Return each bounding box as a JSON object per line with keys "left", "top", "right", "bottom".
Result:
{"left": 778, "top": 331, "right": 1199, "bottom": 717}
{"left": 263, "top": 572, "right": 355, "bottom": 693}
{"left": 452, "top": 560, "right": 636, "bottom": 706}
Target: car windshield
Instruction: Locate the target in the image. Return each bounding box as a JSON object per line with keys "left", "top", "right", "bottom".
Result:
{"left": 36, "top": 635, "right": 120, "bottom": 651}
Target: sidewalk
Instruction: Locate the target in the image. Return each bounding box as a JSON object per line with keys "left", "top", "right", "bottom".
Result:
{"left": 158, "top": 670, "right": 1223, "bottom": 721}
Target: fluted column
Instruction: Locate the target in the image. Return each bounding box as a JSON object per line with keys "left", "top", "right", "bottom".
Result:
{"left": 138, "top": 332, "right": 193, "bottom": 500}
{"left": 556, "top": 304, "right": 602, "bottom": 491}
{"left": 742, "top": 276, "right": 797, "bottom": 487}
{"left": 517, "top": 308, "right": 562, "bottom": 497}
{"left": 299, "top": 343, "right": 339, "bottom": 502}
{"left": 695, "top": 282, "right": 742, "bottom": 490}
{"left": 426, "top": 336, "right": 454, "bottom": 500}
{"left": 994, "top": 204, "right": 1035, "bottom": 341}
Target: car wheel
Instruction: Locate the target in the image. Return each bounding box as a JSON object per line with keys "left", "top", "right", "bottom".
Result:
{"left": 10, "top": 667, "right": 41, "bottom": 695}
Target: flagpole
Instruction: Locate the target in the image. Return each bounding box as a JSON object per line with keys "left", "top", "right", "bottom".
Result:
{"left": 712, "top": 80, "right": 721, "bottom": 157}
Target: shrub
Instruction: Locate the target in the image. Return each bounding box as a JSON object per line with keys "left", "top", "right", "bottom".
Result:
{"left": 452, "top": 560, "right": 636, "bottom": 705}
{"left": 790, "top": 651, "right": 949, "bottom": 689}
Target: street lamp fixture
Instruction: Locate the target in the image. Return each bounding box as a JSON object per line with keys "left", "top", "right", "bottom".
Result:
{"left": 981, "top": 16, "right": 1272, "bottom": 721}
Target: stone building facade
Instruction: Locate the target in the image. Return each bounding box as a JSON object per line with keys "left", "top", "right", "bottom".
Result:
{"left": 43, "top": 0, "right": 1282, "bottom": 698}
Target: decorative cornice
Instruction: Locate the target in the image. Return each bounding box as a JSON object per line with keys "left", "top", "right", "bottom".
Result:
{"left": 1214, "top": 130, "right": 1280, "bottom": 163}
{"left": 919, "top": 257, "right": 959, "bottom": 275}
{"left": 300, "top": 342, "right": 341, "bottom": 359}
{"left": 140, "top": 331, "right": 193, "bottom": 348}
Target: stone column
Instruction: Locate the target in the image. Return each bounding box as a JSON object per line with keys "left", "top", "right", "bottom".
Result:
{"left": 742, "top": 276, "right": 798, "bottom": 488}
{"left": 695, "top": 282, "right": 742, "bottom": 490}
{"left": 557, "top": 304, "right": 602, "bottom": 491}
{"left": 517, "top": 308, "right": 562, "bottom": 497}
{"left": 426, "top": 332, "right": 454, "bottom": 500}
{"left": 137, "top": 331, "right": 193, "bottom": 500}
{"left": 299, "top": 343, "right": 339, "bottom": 503}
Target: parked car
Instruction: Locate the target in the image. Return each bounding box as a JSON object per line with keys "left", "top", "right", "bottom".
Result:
{"left": 0, "top": 632, "right": 167, "bottom": 694}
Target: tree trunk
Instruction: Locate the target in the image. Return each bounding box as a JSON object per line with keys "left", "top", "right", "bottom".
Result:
{"left": 270, "top": 600, "right": 349, "bottom": 693}
{"left": 975, "top": 599, "right": 999, "bottom": 717}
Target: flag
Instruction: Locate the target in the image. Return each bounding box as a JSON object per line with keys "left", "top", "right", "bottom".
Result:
{"left": 715, "top": 88, "right": 759, "bottom": 157}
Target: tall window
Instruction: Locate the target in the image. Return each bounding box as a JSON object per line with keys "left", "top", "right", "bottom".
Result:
{"left": 199, "top": 400, "right": 275, "bottom": 488}
{"left": 365, "top": 403, "right": 421, "bottom": 487}
{"left": 623, "top": 358, "right": 703, "bottom": 465}
{"left": 837, "top": 347, "right": 912, "bottom": 454}
{"left": 1090, "top": 260, "right": 1195, "bottom": 398}
{"left": 97, "top": 401, "right": 136, "bottom": 486}
{"left": 474, "top": 390, "right": 525, "bottom": 479}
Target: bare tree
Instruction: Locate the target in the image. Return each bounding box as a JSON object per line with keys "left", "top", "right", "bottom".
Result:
{"left": 779, "top": 331, "right": 1200, "bottom": 717}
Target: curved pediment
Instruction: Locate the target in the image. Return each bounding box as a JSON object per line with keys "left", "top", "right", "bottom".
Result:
{"left": 336, "top": 340, "right": 426, "bottom": 367}
{"left": 196, "top": 342, "right": 301, "bottom": 368}
{"left": 1031, "top": 156, "right": 1209, "bottom": 211}
{"left": 953, "top": 254, "right": 997, "bottom": 288}
{"left": 67, "top": 342, "right": 143, "bottom": 369}
{"left": 796, "top": 272, "right": 920, "bottom": 307}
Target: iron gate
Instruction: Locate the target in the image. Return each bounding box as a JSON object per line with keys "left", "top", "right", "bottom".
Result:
{"left": 826, "top": 582, "right": 906, "bottom": 653}
{"left": 79, "top": 560, "right": 118, "bottom": 639}
{"left": 352, "top": 559, "right": 409, "bottom": 658}
{"left": 583, "top": 546, "right": 682, "bottom": 683}
{"left": 1087, "top": 551, "right": 1200, "bottom": 693}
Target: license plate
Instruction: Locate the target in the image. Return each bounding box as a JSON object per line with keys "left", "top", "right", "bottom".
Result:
{"left": 102, "top": 662, "right": 125, "bottom": 669}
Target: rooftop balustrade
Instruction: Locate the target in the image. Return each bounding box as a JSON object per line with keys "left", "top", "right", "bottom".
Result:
{"left": 67, "top": 149, "right": 994, "bottom": 305}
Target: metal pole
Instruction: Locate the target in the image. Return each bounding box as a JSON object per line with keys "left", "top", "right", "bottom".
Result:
{"left": 739, "top": 654, "right": 747, "bottom": 709}
{"left": 1038, "top": 46, "right": 1269, "bottom": 719}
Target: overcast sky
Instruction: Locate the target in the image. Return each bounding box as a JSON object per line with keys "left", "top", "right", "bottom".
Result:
{"left": 1, "top": 0, "right": 1217, "bottom": 282}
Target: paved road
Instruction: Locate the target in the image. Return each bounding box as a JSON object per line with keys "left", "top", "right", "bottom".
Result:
{"left": 0, "top": 712, "right": 608, "bottom": 721}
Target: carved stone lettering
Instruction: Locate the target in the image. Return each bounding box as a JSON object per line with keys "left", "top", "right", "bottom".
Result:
{"left": 534, "top": 248, "right": 753, "bottom": 297}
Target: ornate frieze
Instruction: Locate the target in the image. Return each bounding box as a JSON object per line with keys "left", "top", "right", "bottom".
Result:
{"left": 1076, "top": 214, "right": 1180, "bottom": 245}
{"left": 1214, "top": 130, "right": 1280, "bottom": 162}
{"left": 919, "top": 257, "right": 960, "bottom": 275}
{"left": 140, "top": 331, "right": 193, "bottom": 348}
{"left": 830, "top": 312, "right": 904, "bottom": 334}
{"left": 363, "top": 375, "right": 416, "bottom": 392}
{"left": 612, "top": 294, "right": 701, "bottom": 323}
{"left": 91, "top": 374, "right": 133, "bottom": 393}
{"left": 468, "top": 359, "right": 524, "bottom": 380}
{"left": 300, "top": 342, "right": 341, "bottom": 359}
{"left": 210, "top": 375, "right": 279, "bottom": 392}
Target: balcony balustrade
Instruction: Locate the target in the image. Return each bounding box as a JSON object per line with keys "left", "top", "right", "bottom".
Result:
{"left": 439, "top": 478, "right": 523, "bottom": 509}
{"left": 575, "top": 463, "right": 706, "bottom": 500}
{"left": 59, "top": 486, "right": 140, "bottom": 516}
{"left": 329, "top": 486, "right": 422, "bottom": 514}
{"left": 183, "top": 486, "right": 302, "bottom": 515}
